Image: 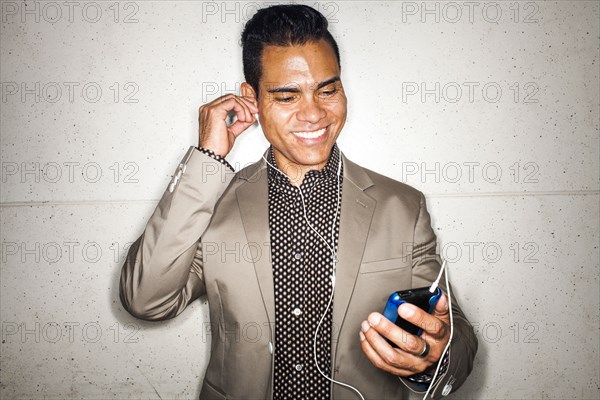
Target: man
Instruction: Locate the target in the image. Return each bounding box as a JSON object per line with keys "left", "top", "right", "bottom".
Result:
{"left": 120, "top": 4, "right": 477, "bottom": 400}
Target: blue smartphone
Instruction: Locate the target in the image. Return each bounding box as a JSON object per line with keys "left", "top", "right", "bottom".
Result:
{"left": 382, "top": 287, "right": 442, "bottom": 342}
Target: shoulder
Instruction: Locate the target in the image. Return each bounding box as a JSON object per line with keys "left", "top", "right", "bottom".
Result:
{"left": 344, "top": 155, "right": 424, "bottom": 211}
{"left": 215, "top": 155, "right": 268, "bottom": 198}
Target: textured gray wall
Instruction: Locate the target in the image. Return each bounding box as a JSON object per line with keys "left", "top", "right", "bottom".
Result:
{"left": 1, "top": 1, "right": 598, "bottom": 399}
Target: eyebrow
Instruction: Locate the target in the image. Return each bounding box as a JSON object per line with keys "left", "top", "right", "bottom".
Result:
{"left": 266, "top": 76, "right": 341, "bottom": 93}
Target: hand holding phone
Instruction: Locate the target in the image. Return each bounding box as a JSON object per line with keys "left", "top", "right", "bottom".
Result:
{"left": 360, "top": 262, "right": 452, "bottom": 384}
{"left": 382, "top": 287, "right": 442, "bottom": 342}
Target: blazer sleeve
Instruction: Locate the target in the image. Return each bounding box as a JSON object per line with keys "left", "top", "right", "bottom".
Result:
{"left": 119, "top": 146, "right": 235, "bottom": 321}
{"left": 399, "top": 193, "right": 478, "bottom": 398}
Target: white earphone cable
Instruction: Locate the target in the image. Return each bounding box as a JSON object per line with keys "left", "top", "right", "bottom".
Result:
{"left": 423, "top": 260, "right": 454, "bottom": 400}
{"left": 263, "top": 153, "right": 366, "bottom": 400}
{"left": 262, "top": 152, "right": 452, "bottom": 400}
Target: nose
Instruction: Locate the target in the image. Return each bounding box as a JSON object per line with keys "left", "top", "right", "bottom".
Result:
{"left": 296, "top": 96, "right": 326, "bottom": 124}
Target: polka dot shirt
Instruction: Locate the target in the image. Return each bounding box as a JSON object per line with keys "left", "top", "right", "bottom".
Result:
{"left": 267, "top": 143, "right": 342, "bottom": 400}
{"left": 197, "top": 145, "right": 451, "bottom": 396}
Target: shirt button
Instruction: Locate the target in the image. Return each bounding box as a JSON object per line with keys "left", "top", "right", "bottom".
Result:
{"left": 295, "top": 363, "right": 303, "bottom": 371}
{"left": 292, "top": 308, "right": 302, "bottom": 316}
{"left": 294, "top": 252, "right": 303, "bottom": 260}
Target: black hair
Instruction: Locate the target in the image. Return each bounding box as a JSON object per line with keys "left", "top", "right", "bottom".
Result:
{"left": 241, "top": 4, "right": 341, "bottom": 96}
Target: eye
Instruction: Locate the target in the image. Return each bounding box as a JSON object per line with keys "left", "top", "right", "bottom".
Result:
{"left": 275, "top": 96, "right": 295, "bottom": 103}
{"left": 272, "top": 92, "right": 299, "bottom": 103}
{"left": 319, "top": 86, "right": 339, "bottom": 97}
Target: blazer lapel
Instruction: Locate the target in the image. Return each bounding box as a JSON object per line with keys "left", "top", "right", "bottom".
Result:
{"left": 236, "top": 153, "right": 276, "bottom": 324}
{"left": 332, "top": 153, "right": 376, "bottom": 345}
{"left": 235, "top": 150, "right": 376, "bottom": 337}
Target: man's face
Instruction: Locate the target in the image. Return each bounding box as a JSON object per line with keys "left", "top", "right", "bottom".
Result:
{"left": 254, "top": 39, "right": 347, "bottom": 176}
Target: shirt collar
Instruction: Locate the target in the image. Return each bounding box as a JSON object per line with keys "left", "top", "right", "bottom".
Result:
{"left": 267, "top": 143, "right": 342, "bottom": 187}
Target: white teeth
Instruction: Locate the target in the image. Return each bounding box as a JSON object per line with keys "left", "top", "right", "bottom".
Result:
{"left": 291, "top": 127, "right": 326, "bottom": 139}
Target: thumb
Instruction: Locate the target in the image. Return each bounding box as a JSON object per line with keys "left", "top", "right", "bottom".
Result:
{"left": 432, "top": 292, "right": 450, "bottom": 322}
{"left": 228, "top": 118, "right": 256, "bottom": 138}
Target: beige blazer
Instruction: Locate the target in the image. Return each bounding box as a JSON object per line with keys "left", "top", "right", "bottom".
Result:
{"left": 120, "top": 146, "right": 477, "bottom": 400}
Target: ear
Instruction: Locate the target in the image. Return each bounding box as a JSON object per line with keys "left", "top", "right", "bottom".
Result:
{"left": 240, "top": 82, "right": 256, "bottom": 99}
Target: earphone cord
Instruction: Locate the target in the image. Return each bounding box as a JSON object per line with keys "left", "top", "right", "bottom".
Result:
{"left": 262, "top": 155, "right": 366, "bottom": 400}
{"left": 262, "top": 155, "right": 452, "bottom": 400}
{"left": 423, "top": 260, "right": 454, "bottom": 399}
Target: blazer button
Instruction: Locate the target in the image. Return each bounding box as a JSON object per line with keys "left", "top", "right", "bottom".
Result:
{"left": 442, "top": 384, "right": 452, "bottom": 396}
{"left": 168, "top": 174, "right": 180, "bottom": 193}
{"left": 268, "top": 342, "right": 273, "bottom": 354}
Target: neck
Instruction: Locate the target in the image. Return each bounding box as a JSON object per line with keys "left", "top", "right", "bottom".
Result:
{"left": 272, "top": 152, "right": 328, "bottom": 187}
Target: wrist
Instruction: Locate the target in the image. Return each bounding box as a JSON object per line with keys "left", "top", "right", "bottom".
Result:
{"left": 404, "top": 349, "right": 450, "bottom": 384}
{"left": 198, "top": 139, "right": 228, "bottom": 158}
{"left": 195, "top": 146, "right": 235, "bottom": 172}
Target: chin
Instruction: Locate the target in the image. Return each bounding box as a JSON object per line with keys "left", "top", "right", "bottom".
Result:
{"left": 294, "top": 152, "right": 331, "bottom": 167}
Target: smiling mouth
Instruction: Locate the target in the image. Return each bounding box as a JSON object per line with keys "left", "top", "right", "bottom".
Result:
{"left": 291, "top": 126, "right": 327, "bottom": 139}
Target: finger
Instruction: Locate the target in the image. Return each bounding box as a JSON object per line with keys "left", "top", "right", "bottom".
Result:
{"left": 366, "top": 313, "right": 424, "bottom": 356}
{"left": 211, "top": 93, "right": 253, "bottom": 106}
{"left": 237, "top": 97, "right": 259, "bottom": 121}
{"left": 209, "top": 96, "right": 255, "bottom": 123}
{"left": 236, "top": 96, "right": 260, "bottom": 120}
{"left": 359, "top": 331, "right": 419, "bottom": 377}
{"left": 398, "top": 303, "right": 448, "bottom": 340}
{"left": 362, "top": 317, "right": 439, "bottom": 371}
{"left": 227, "top": 119, "right": 256, "bottom": 138}
{"left": 240, "top": 95, "right": 258, "bottom": 107}
{"left": 432, "top": 293, "right": 450, "bottom": 320}
{"left": 231, "top": 95, "right": 259, "bottom": 117}
{"left": 362, "top": 317, "right": 431, "bottom": 376}
{"left": 229, "top": 97, "right": 252, "bottom": 123}
{"left": 200, "top": 96, "right": 244, "bottom": 123}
